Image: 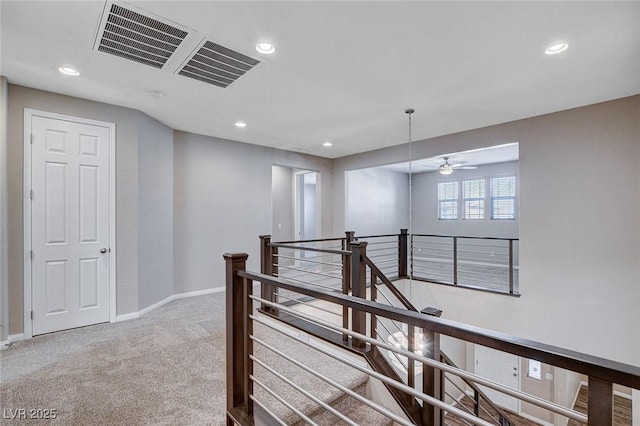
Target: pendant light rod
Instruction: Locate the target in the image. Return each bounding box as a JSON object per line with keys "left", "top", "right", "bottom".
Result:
{"left": 405, "top": 108, "right": 414, "bottom": 295}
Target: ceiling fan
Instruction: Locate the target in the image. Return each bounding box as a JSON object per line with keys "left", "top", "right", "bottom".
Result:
{"left": 439, "top": 156, "right": 477, "bottom": 175}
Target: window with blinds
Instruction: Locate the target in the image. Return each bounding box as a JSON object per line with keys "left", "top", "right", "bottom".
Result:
{"left": 490, "top": 176, "right": 517, "bottom": 219}
{"left": 463, "top": 179, "right": 485, "bottom": 219}
{"left": 438, "top": 182, "right": 458, "bottom": 220}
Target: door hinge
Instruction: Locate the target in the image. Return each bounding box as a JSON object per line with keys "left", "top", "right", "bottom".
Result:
{"left": 29, "top": 250, "right": 34, "bottom": 260}
{"left": 30, "top": 134, "right": 34, "bottom": 144}
{"left": 31, "top": 311, "right": 34, "bottom": 320}
{"left": 29, "top": 189, "right": 34, "bottom": 200}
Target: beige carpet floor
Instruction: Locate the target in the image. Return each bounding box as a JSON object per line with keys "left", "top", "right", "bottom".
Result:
{"left": 0, "top": 292, "right": 389, "bottom": 425}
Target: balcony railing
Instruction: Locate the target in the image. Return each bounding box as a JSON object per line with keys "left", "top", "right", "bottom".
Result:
{"left": 225, "top": 236, "right": 639, "bottom": 426}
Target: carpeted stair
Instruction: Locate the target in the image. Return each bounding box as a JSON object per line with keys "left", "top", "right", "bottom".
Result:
{"left": 252, "top": 320, "right": 394, "bottom": 425}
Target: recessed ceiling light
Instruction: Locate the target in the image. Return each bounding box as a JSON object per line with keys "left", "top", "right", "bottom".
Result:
{"left": 256, "top": 41, "right": 275, "bottom": 54}
{"left": 545, "top": 42, "right": 569, "bottom": 55}
{"left": 323, "top": 141, "right": 333, "bottom": 147}
{"left": 235, "top": 121, "right": 247, "bottom": 128}
{"left": 58, "top": 66, "right": 80, "bottom": 76}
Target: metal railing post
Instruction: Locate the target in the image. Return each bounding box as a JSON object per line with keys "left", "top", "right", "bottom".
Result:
{"left": 408, "top": 324, "right": 416, "bottom": 392}
{"left": 588, "top": 376, "right": 613, "bottom": 426}
{"left": 351, "top": 241, "right": 368, "bottom": 349}
{"left": 370, "top": 269, "right": 377, "bottom": 341}
{"left": 399, "top": 228, "right": 408, "bottom": 278}
{"left": 224, "top": 253, "right": 253, "bottom": 421}
{"left": 259, "top": 235, "right": 276, "bottom": 311}
{"left": 342, "top": 231, "right": 355, "bottom": 342}
{"left": 453, "top": 236, "right": 458, "bottom": 285}
{"left": 473, "top": 389, "right": 480, "bottom": 416}
{"left": 508, "top": 239, "right": 514, "bottom": 294}
{"left": 344, "top": 231, "right": 355, "bottom": 292}
{"left": 422, "top": 310, "right": 443, "bottom": 426}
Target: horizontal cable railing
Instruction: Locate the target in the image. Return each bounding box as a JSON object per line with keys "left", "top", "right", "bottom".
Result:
{"left": 412, "top": 234, "right": 519, "bottom": 295}
{"left": 355, "top": 234, "right": 401, "bottom": 280}
{"left": 225, "top": 251, "right": 640, "bottom": 426}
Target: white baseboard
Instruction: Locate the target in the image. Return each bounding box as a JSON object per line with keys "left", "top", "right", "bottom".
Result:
{"left": 1, "top": 333, "right": 26, "bottom": 350}
{"left": 116, "top": 287, "right": 224, "bottom": 322}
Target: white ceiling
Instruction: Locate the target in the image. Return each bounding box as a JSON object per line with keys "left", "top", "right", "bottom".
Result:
{"left": 1, "top": 1, "right": 639, "bottom": 159}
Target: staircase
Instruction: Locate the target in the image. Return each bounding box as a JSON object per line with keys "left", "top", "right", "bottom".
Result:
{"left": 293, "top": 382, "right": 392, "bottom": 425}
{"left": 251, "top": 320, "right": 394, "bottom": 425}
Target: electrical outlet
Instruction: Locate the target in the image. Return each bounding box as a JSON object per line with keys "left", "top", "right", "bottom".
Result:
{"left": 545, "top": 373, "right": 553, "bottom": 380}
{"left": 277, "top": 223, "right": 282, "bottom": 229}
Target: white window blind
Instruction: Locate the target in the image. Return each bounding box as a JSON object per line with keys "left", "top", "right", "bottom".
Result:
{"left": 491, "top": 176, "right": 516, "bottom": 219}
{"left": 438, "top": 182, "right": 458, "bottom": 220}
{"left": 463, "top": 179, "right": 485, "bottom": 219}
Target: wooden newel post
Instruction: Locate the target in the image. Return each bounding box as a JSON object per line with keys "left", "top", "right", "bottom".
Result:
{"left": 224, "top": 253, "right": 253, "bottom": 424}
{"left": 351, "top": 241, "right": 368, "bottom": 349}
{"left": 259, "top": 235, "right": 276, "bottom": 311}
{"left": 399, "top": 228, "right": 408, "bottom": 278}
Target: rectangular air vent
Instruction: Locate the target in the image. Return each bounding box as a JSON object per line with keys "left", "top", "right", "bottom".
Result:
{"left": 95, "top": 3, "right": 189, "bottom": 69}
{"left": 177, "top": 40, "right": 260, "bottom": 88}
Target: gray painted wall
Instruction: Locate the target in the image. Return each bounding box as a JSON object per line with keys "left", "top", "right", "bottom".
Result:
{"left": 138, "top": 113, "right": 174, "bottom": 309}
{"left": 173, "top": 131, "right": 333, "bottom": 294}
{"left": 0, "top": 76, "right": 8, "bottom": 340}
{"left": 346, "top": 167, "right": 409, "bottom": 235}
{"left": 412, "top": 161, "right": 519, "bottom": 238}
{"left": 335, "top": 96, "right": 640, "bottom": 367}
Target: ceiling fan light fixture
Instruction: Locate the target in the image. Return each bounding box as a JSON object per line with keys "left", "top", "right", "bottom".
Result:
{"left": 439, "top": 164, "right": 453, "bottom": 175}
{"left": 439, "top": 156, "right": 454, "bottom": 175}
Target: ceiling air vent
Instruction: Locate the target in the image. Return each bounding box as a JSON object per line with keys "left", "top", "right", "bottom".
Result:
{"left": 95, "top": 2, "right": 189, "bottom": 69}
{"left": 177, "top": 40, "right": 260, "bottom": 88}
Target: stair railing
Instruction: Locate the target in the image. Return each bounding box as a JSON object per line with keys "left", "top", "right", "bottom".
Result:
{"left": 360, "top": 242, "right": 514, "bottom": 426}
{"left": 227, "top": 247, "right": 640, "bottom": 426}
{"left": 440, "top": 352, "right": 514, "bottom": 426}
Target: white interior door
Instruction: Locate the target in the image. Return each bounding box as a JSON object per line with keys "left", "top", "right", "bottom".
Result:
{"left": 30, "top": 114, "right": 111, "bottom": 335}
{"left": 475, "top": 344, "right": 520, "bottom": 412}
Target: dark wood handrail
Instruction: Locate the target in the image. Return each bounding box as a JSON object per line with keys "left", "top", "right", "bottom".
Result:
{"left": 355, "top": 233, "right": 402, "bottom": 239}
{"left": 272, "top": 237, "right": 346, "bottom": 244}
{"left": 363, "top": 254, "right": 417, "bottom": 312}
{"left": 267, "top": 243, "right": 350, "bottom": 256}
{"left": 238, "top": 270, "right": 640, "bottom": 389}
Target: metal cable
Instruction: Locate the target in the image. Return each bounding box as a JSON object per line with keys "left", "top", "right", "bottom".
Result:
{"left": 251, "top": 375, "right": 317, "bottom": 425}
{"left": 252, "top": 313, "right": 494, "bottom": 426}
{"left": 249, "top": 394, "right": 288, "bottom": 426}
{"left": 251, "top": 355, "right": 357, "bottom": 426}
{"left": 252, "top": 335, "right": 413, "bottom": 426}
{"left": 274, "top": 292, "right": 342, "bottom": 318}
{"left": 251, "top": 296, "right": 588, "bottom": 423}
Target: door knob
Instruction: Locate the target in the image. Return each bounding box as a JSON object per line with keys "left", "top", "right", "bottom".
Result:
{"left": 100, "top": 248, "right": 108, "bottom": 254}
